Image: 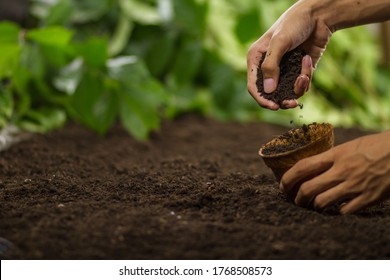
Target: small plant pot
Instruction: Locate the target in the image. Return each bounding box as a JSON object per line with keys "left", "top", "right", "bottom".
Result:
{"left": 259, "top": 123, "right": 334, "bottom": 182}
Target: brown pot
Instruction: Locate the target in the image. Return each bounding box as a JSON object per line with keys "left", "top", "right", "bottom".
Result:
{"left": 259, "top": 123, "right": 334, "bottom": 182}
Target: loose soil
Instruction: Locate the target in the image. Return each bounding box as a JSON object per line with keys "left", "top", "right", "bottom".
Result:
{"left": 257, "top": 48, "right": 305, "bottom": 105}
{"left": 1, "top": 115, "right": 390, "bottom": 260}
{"left": 260, "top": 123, "right": 313, "bottom": 155}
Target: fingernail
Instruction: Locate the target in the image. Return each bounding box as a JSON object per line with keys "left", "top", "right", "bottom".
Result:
{"left": 263, "top": 78, "right": 275, "bottom": 93}
{"left": 303, "top": 55, "right": 312, "bottom": 68}
{"left": 298, "top": 75, "right": 309, "bottom": 90}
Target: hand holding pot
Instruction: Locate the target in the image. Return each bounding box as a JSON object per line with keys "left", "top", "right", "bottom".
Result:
{"left": 280, "top": 131, "right": 390, "bottom": 214}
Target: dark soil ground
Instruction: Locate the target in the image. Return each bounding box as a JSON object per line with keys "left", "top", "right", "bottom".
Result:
{"left": 1, "top": 114, "right": 389, "bottom": 260}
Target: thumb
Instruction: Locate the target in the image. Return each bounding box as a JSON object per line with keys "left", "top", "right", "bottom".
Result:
{"left": 261, "top": 34, "right": 291, "bottom": 93}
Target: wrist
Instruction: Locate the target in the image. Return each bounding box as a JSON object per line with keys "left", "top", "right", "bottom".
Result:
{"left": 310, "top": 0, "right": 354, "bottom": 32}
{"left": 310, "top": 0, "right": 390, "bottom": 32}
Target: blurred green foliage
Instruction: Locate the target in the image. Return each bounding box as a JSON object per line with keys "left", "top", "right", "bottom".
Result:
{"left": 0, "top": 0, "right": 389, "bottom": 140}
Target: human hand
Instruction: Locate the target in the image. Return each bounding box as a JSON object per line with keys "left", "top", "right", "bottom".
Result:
{"left": 247, "top": 0, "right": 332, "bottom": 110}
{"left": 280, "top": 131, "right": 390, "bottom": 214}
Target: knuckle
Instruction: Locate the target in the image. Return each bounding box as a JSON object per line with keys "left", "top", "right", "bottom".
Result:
{"left": 299, "top": 182, "right": 313, "bottom": 197}
{"left": 259, "top": 101, "right": 271, "bottom": 109}
{"left": 247, "top": 43, "right": 256, "bottom": 56}
{"left": 272, "top": 31, "right": 290, "bottom": 44}
{"left": 260, "top": 60, "right": 277, "bottom": 75}
{"left": 293, "top": 159, "right": 310, "bottom": 175}
{"left": 313, "top": 196, "right": 326, "bottom": 210}
{"left": 343, "top": 183, "right": 359, "bottom": 195}
{"left": 340, "top": 155, "right": 365, "bottom": 175}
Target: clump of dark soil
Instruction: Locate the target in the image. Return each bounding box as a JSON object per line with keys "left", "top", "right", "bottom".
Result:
{"left": 257, "top": 48, "right": 305, "bottom": 105}
{"left": 1, "top": 115, "right": 389, "bottom": 260}
{"left": 260, "top": 123, "right": 313, "bottom": 155}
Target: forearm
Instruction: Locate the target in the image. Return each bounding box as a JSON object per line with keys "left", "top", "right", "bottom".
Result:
{"left": 309, "top": 0, "right": 390, "bottom": 31}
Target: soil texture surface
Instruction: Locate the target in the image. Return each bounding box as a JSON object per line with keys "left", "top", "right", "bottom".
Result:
{"left": 1, "top": 115, "right": 390, "bottom": 260}
{"left": 257, "top": 48, "right": 305, "bottom": 105}
{"left": 260, "top": 123, "right": 314, "bottom": 155}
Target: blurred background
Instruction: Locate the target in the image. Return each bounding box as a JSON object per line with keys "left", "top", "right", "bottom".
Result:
{"left": 0, "top": 0, "right": 389, "bottom": 140}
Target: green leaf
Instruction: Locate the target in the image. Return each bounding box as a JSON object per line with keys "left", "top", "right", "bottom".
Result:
{"left": 119, "top": 0, "right": 162, "bottom": 25}
{"left": 118, "top": 78, "right": 166, "bottom": 140}
{"left": 126, "top": 25, "right": 178, "bottom": 76}
{"left": 0, "top": 45, "right": 21, "bottom": 77}
{"left": 0, "top": 21, "right": 20, "bottom": 44}
{"left": 108, "top": 57, "right": 167, "bottom": 105}
{"left": 40, "top": 44, "right": 72, "bottom": 67}
{"left": 203, "top": 52, "right": 236, "bottom": 109}
{"left": 0, "top": 22, "right": 21, "bottom": 77}
{"left": 107, "top": 56, "right": 167, "bottom": 140}
{"left": 234, "top": 10, "right": 260, "bottom": 43}
{"left": 144, "top": 30, "right": 177, "bottom": 77}
{"left": 109, "top": 13, "right": 134, "bottom": 57}
{"left": 11, "top": 66, "right": 32, "bottom": 116}
{"left": 0, "top": 85, "right": 14, "bottom": 128}
{"left": 43, "top": 0, "right": 74, "bottom": 26}
{"left": 27, "top": 26, "right": 74, "bottom": 47}
{"left": 17, "top": 107, "right": 67, "bottom": 133}
{"left": 54, "top": 58, "right": 83, "bottom": 94}
{"left": 118, "top": 90, "right": 155, "bottom": 141}
{"left": 170, "top": 36, "right": 203, "bottom": 86}
{"left": 172, "top": 0, "right": 209, "bottom": 36}
{"left": 106, "top": 55, "right": 138, "bottom": 80}
{"left": 74, "top": 37, "right": 108, "bottom": 68}
{"left": 165, "top": 85, "right": 210, "bottom": 119}
{"left": 71, "top": 0, "right": 112, "bottom": 23}
{"left": 70, "top": 69, "right": 117, "bottom": 135}
{"left": 19, "top": 44, "right": 45, "bottom": 78}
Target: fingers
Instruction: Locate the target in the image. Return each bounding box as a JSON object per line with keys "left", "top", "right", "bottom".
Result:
{"left": 248, "top": 87, "right": 280, "bottom": 110}
{"left": 312, "top": 182, "right": 351, "bottom": 211}
{"left": 280, "top": 150, "right": 334, "bottom": 195}
{"left": 286, "top": 170, "right": 378, "bottom": 215}
{"left": 247, "top": 64, "right": 280, "bottom": 110}
{"left": 293, "top": 55, "right": 312, "bottom": 99}
{"left": 313, "top": 184, "right": 373, "bottom": 215}
{"left": 261, "top": 41, "right": 312, "bottom": 109}
{"left": 257, "top": 95, "right": 280, "bottom": 110}
{"left": 286, "top": 172, "right": 364, "bottom": 214}
{"left": 298, "top": 180, "right": 361, "bottom": 214}
{"left": 281, "top": 99, "right": 299, "bottom": 109}
{"left": 247, "top": 37, "right": 280, "bottom": 110}
{"left": 296, "top": 55, "right": 312, "bottom": 95}
{"left": 247, "top": 35, "right": 313, "bottom": 110}
{"left": 339, "top": 195, "right": 371, "bottom": 215}
{"left": 260, "top": 32, "right": 292, "bottom": 93}
{"left": 294, "top": 169, "right": 344, "bottom": 208}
